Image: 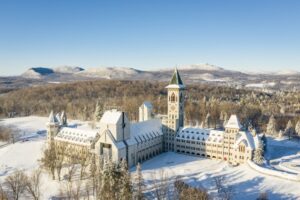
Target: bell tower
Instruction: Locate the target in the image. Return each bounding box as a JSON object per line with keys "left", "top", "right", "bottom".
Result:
{"left": 163, "top": 68, "right": 185, "bottom": 151}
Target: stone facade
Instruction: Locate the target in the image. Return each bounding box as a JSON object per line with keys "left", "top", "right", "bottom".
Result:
{"left": 46, "top": 68, "right": 261, "bottom": 167}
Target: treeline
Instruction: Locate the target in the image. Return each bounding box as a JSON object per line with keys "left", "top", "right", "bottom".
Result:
{"left": 0, "top": 79, "right": 299, "bottom": 132}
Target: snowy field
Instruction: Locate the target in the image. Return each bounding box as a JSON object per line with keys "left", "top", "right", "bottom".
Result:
{"left": 0, "top": 116, "right": 300, "bottom": 199}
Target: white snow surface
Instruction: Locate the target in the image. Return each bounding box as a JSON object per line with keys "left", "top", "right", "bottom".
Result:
{"left": 1, "top": 117, "right": 300, "bottom": 199}
{"left": 246, "top": 82, "right": 276, "bottom": 88}
{"left": 178, "top": 64, "right": 224, "bottom": 71}
{"left": 133, "top": 152, "right": 300, "bottom": 200}
{"left": 225, "top": 115, "right": 242, "bottom": 129}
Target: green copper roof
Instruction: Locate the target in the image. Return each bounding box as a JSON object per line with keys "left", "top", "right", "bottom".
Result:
{"left": 169, "top": 68, "right": 184, "bottom": 85}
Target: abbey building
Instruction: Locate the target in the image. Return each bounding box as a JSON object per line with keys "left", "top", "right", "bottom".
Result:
{"left": 46, "top": 68, "right": 261, "bottom": 167}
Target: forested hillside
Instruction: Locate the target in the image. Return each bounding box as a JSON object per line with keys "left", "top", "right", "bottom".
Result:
{"left": 0, "top": 79, "right": 299, "bottom": 133}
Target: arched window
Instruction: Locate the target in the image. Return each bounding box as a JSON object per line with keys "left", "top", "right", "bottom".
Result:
{"left": 171, "top": 93, "right": 176, "bottom": 102}
{"left": 239, "top": 145, "right": 245, "bottom": 153}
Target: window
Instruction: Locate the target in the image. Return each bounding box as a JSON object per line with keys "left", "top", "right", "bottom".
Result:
{"left": 239, "top": 145, "right": 245, "bottom": 153}
{"left": 171, "top": 93, "right": 176, "bottom": 102}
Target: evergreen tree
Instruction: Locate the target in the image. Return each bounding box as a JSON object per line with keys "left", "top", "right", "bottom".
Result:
{"left": 266, "top": 115, "right": 277, "bottom": 136}
{"left": 94, "top": 101, "right": 102, "bottom": 121}
{"left": 285, "top": 120, "right": 295, "bottom": 140}
{"left": 134, "top": 163, "right": 145, "bottom": 200}
{"left": 120, "top": 159, "right": 133, "bottom": 200}
{"left": 295, "top": 120, "right": 300, "bottom": 137}
{"left": 278, "top": 130, "right": 284, "bottom": 138}
{"left": 261, "top": 134, "right": 267, "bottom": 151}
{"left": 222, "top": 112, "right": 228, "bottom": 129}
{"left": 253, "top": 141, "right": 264, "bottom": 165}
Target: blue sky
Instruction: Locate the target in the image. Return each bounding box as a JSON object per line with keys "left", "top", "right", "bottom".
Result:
{"left": 0, "top": 0, "right": 300, "bottom": 75}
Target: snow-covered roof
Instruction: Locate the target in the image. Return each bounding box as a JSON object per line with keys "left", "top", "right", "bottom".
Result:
{"left": 166, "top": 84, "right": 185, "bottom": 89}
{"left": 141, "top": 101, "right": 153, "bottom": 109}
{"left": 225, "top": 115, "right": 242, "bottom": 129}
{"left": 100, "top": 109, "right": 122, "bottom": 124}
{"left": 129, "top": 119, "right": 163, "bottom": 144}
{"left": 48, "top": 111, "right": 59, "bottom": 124}
{"left": 177, "top": 127, "right": 224, "bottom": 144}
{"left": 55, "top": 127, "right": 98, "bottom": 146}
{"left": 233, "top": 131, "right": 256, "bottom": 150}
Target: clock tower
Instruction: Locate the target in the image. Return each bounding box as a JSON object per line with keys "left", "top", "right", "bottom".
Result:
{"left": 163, "top": 68, "right": 185, "bottom": 151}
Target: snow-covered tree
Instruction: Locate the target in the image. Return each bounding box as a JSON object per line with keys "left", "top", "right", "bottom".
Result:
{"left": 119, "top": 159, "right": 133, "bottom": 200}
{"left": 266, "top": 115, "right": 277, "bottom": 136}
{"left": 203, "top": 113, "right": 212, "bottom": 128}
{"left": 285, "top": 120, "right": 295, "bottom": 140}
{"left": 134, "top": 163, "right": 145, "bottom": 200}
{"left": 253, "top": 141, "right": 264, "bottom": 165}
{"left": 278, "top": 130, "right": 284, "bottom": 139}
{"left": 295, "top": 120, "right": 300, "bottom": 137}
{"left": 94, "top": 101, "right": 102, "bottom": 121}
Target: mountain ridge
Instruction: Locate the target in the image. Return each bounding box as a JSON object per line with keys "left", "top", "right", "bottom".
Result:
{"left": 1, "top": 64, "right": 299, "bottom": 92}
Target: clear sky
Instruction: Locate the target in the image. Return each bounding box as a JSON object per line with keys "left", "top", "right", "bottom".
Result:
{"left": 0, "top": 0, "right": 300, "bottom": 75}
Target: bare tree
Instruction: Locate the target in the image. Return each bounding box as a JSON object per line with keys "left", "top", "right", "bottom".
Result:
{"left": 4, "top": 170, "right": 27, "bottom": 200}
{"left": 174, "top": 179, "right": 209, "bottom": 200}
{"left": 214, "top": 176, "right": 234, "bottom": 200}
{"left": 257, "top": 192, "right": 268, "bottom": 200}
{"left": 40, "top": 144, "right": 57, "bottom": 180}
{"left": 0, "top": 183, "right": 8, "bottom": 200}
{"left": 66, "top": 157, "right": 78, "bottom": 182}
{"left": 151, "top": 169, "right": 170, "bottom": 200}
{"left": 60, "top": 178, "right": 83, "bottom": 200}
{"left": 24, "top": 169, "right": 42, "bottom": 200}
{"left": 79, "top": 151, "right": 91, "bottom": 180}
{"left": 134, "top": 163, "right": 145, "bottom": 200}
{"left": 55, "top": 145, "right": 66, "bottom": 181}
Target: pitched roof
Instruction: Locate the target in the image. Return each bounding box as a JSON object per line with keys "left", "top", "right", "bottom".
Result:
{"left": 177, "top": 127, "right": 224, "bottom": 144}
{"left": 169, "top": 68, "right": 184, "bottom": 86}
{"left": 131, "top": 119, "right": 163, "bottom": 140}
{"left": 225, "top": 115, "right": 242, "bottom": 129}
{"left": 55, "top": 127, "right": 98, "bottom": 146}
{"left": 100, "top": 109, "right": 123, "bottom": 124}
{"left": 48, "top": 110, "right": 59, "bottom": 124}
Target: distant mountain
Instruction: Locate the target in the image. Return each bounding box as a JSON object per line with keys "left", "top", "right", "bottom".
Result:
{"left": 2, "top": 64, "right": 299, "bottom": 92}
{"left": 178, "top": 64, "right": 224, "bottom": 71}
{"left": 274, "top": 70, "right": 300, "bottom": 76}
{"left": 77, "top": 67, "right": 145, "bottom": 79}
{"left": 21, "top": 67, "right": 55, "bottom": 79}
{"left": 54, "top": 66, "right": 84, "bottom": 74}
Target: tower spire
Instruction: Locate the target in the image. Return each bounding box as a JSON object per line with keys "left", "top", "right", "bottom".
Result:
{"left": 169, "top": 67, "right": 184, "bottom": 86}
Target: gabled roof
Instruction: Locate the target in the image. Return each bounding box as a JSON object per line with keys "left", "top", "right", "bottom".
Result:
{"left": 130, "top": 119, "right": 163, "bottom": 144}
{"left": 166, "top": 68, "right": 185, "bottom": 89}
{"left": 100, "top": 109, "right": 123, "bottom": 124}
{"left": 225, "top": 115, "right": 242, "bottom": 129}
{"left": 233, "top": 131, "right": 256, "bottom": 150}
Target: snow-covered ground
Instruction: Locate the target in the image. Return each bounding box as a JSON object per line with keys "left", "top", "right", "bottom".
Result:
{"left": 136, "top": 152, "right": 300, "bottom": 200}
{"left": 0, "top": 116, "right": 300, "bottom": 199}
{"left": 266, "top": 137, "right": 300, "bottom": 175}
